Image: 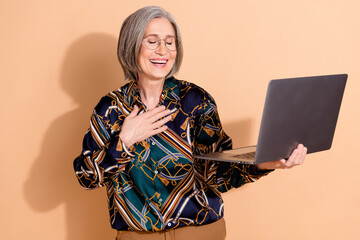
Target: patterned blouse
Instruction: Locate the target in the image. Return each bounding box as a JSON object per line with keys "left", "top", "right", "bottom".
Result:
{"left": 73, "top": 77, "right": 271, "bottom": 232}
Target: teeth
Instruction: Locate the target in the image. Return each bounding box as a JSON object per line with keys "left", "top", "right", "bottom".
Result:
{"left": 150, "top": 60, "right": 167, "bottom": 64}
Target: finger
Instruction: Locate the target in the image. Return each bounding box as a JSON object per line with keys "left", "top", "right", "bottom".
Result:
{"left": 149, "top": 105, "right": 166, "bottom": 115}
{"left": 279, "top": 159, "right": 287, "bottom": 165}
{"left": 295, "top": 144, "right": 307, "bottom": 165}
{"left": 292, "top": 144, "right": 303, "bottom": 165}
{"left": 152, "top": 115, "right": 172, "bottom": 129}
{"left": 285, "top": 148, "right": 299, "bottom": 168}
{"left": 276, "top": 159, "right": 287, "bottom": 169}
{"left": 151, "top": 125, "right": 168, "bottom": 135}
{"left": 272, "top": 159, "right": 286, "bottom": 169}
{"left": 129, "top": 105, "right": 140, "bottom": 117}
{"left": 297, "top": 146, "right": 307, "bottom": 165}
{"left": 149, "top": 108, "right": 172, "bottom": 123}
{"left": 140, "top": 105, "right": 166, "bottom": 119}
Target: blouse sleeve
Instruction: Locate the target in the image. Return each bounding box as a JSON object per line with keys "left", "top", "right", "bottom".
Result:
{"left": 73, "top": 96, "right": 134, "bottom": 189}
{"left": 194, "top": 95, "right": 273, "bottom": 193}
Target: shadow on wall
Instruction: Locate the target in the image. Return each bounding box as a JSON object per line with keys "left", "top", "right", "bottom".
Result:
{"left": 222, "top": 119, "right": 254, "bottom": 149}
{"left": 222, "top": 119, "right": 256, "bottom": 196}
{"left": 22, "top": 30, "right": 254, "bottom": 239}
{"left": 23, "top": 33, "right": 125, "bottom": 240}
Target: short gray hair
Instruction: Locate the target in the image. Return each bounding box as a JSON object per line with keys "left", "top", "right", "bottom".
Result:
{"left": 117, "top": 6, "right": 183, "bottom": 81}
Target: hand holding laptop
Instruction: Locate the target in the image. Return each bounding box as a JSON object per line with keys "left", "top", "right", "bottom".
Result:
{"left": 255, "top": 144, "right": 307, "bottom": 170}
{"left": 196, "top": 74, "right": 347, "bottom": 166}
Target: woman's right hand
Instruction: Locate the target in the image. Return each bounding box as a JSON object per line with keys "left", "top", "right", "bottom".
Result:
{"left": 119, "top": 105, "right": 173, "bottom": 148}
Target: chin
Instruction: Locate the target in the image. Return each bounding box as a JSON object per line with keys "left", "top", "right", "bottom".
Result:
{"left": 149, "top": 70, "right": 172, "bottom": 81}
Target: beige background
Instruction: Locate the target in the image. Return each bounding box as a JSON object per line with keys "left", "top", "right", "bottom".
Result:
{"left": 1, "top": 0, "right": 359, "bottom": 239}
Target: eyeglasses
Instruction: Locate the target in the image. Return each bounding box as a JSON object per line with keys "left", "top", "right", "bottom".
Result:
{"left": 142, "top": 35, "right": 177, "bottom": 51}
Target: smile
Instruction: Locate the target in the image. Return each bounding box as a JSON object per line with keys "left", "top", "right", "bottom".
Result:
{"left": 150, "top": 59, "right": 168, "bottom": 66}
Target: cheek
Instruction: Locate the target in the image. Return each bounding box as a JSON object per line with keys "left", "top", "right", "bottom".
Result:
{"left": 138, "top": 48, "right": 151, "bottom": 61}
{"left": 138, "top": 52, "right": 151, "bottom": 69}
{"left": 169, "top": 52, "right": 177, "bottom": 63}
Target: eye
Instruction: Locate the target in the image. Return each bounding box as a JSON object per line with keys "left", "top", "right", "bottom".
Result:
{"left": 165, "top": 37, "right": 175, "bottom": 45}
{"left": 147, "top": 40, "right": 157, "bottom": 45}
{"left": 145, "top": 36, "right": 159, "bottom": 45}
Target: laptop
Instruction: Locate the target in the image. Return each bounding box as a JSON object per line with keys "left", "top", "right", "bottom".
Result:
{"left": 196, "top": 74, "right": 347, "bottom": 164}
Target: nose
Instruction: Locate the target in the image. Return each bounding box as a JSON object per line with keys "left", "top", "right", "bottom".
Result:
{"left": 155, "top": 40, "right": 167, "bottom": 55}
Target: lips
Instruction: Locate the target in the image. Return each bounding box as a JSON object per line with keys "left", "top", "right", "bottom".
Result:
{"left": 150, "top": 59, "right": 168, "bottom": 66}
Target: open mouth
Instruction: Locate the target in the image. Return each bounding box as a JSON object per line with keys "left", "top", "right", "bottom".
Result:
{"left": 150, "top": 59, "right": 168, "bottom": 66}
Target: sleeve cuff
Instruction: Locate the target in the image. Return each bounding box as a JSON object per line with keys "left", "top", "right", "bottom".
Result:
{"left": 107, "top": 136, "right": 135, "bottom": 160}
{"left": 249, "top": 164, "right": 274, "bottom": 176}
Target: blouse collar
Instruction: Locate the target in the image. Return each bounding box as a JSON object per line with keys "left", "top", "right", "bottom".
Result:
{"left": 124, "top": 77, "right": 180, "bottom": 109}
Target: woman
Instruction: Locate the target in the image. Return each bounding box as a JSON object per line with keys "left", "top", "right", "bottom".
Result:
{"left": 73, "top": 6, "right": 307, "bottom": 240}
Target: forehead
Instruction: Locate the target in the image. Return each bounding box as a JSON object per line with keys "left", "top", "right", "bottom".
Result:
{"left": 143, "top": 18, "right": 175, "bottom": 37}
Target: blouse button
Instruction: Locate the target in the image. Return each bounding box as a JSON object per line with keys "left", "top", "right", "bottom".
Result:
{"left": 154, "top": 170, "right": 158, "bottom": 175}
{"left": 167, "top": 223, "right": 171, "bottom": 227}
{"left": 152, "top": 142, "right": 155, "bottom": 145}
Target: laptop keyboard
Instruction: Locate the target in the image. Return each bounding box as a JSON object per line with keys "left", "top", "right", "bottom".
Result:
{"left": 232, "top": 151, "right": 256, "bottom": 160}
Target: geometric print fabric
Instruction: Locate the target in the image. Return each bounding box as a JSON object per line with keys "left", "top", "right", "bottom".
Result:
{"left": 73, "top": 77, "right": 271, "bottom": 231}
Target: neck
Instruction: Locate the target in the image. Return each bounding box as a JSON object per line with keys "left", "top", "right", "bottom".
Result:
{"left": 137, "top": 78, "right": 165, "bottom": 110}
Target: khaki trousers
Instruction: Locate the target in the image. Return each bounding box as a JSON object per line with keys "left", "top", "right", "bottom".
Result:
{"left": 116, "top": 218, "right": 226, "bottom": 240}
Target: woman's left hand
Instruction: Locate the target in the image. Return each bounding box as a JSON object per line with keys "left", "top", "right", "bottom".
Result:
{"left": 255, "top": 144, "right": 308, "bottom": 170}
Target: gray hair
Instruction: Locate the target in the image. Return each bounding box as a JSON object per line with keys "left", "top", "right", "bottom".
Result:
{"left": 117, "top": 6, "right": 183, "bottom": 81}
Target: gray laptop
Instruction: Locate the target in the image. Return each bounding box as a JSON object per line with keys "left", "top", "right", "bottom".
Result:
{"left": 196, "top": 74, "right": 347, "bottom": 164}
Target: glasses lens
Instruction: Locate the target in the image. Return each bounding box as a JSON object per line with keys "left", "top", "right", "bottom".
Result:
{"left": 164, "top": 37, "right": 176, "bottom": 51}
{"left": 143, "top": 36, "right": 177, "bottom": 51}
{"left": 144, "top": 36, "right": 160, "bottom": 50}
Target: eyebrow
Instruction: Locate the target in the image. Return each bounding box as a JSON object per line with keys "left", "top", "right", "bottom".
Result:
{"left": 143, "top": 34, "right": 175, "bottom": 38}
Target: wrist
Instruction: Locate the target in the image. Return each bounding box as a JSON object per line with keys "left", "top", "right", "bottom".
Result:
{"left": 119, "top": 131, "right": 133, "bottom": 149}
{"left": 251, "top": 164, "right": 275, "bottom": 174}
{"left": 254, "top": 163, "right": 272, "bottom": 171}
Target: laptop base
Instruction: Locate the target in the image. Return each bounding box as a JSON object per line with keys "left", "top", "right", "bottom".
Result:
{"left": 196, "top": 146, "right": 256, "bottom": 164}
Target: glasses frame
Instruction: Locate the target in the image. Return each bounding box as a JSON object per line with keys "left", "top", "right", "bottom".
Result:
{"left": 142, "top": 35, "right": 177, "bottom": 52}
